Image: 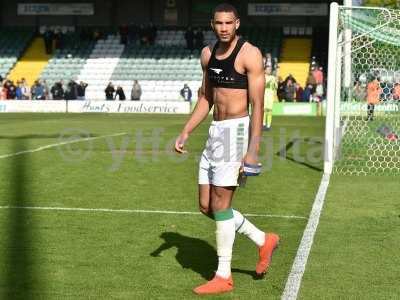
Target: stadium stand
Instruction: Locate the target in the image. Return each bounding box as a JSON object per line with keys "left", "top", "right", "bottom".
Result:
{"left": 77, "top": 34, "right": 124, "bottom": 100}
{"left": 2, "top": 26, "right": 285, "bottom": 101}
{"left": 277, "top": 26, "right": 313, "bottom": 87}
{"left": 107, "top": 29, "right": 213, "bottom": 101}
{"left": 7, "top": 37, "right": 51, "bottom": 86}
{"left": 107, "top": 27, "right": 283, "bottom": 101}
{"left": 39, "top": 27, "right": 96, "bottom": 89}
{"left": 242, "top": 27, "right": 283, "bottom": 59}
{"left": 0, "top": 27, "right": 34, "bottom": 80}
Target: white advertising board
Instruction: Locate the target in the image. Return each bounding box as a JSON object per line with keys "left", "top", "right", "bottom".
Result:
{"left": 67, "top": 101, "right": 190, "bottom": 114}
{"left": 0, "top": 100, "right": 66, "bottom": 113}
{"left": 0, "top": 100, "right": 190, "bottom": 114}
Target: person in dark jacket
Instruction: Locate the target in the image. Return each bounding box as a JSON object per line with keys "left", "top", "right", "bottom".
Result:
{"left": 77, "top": 81, "right": 88, "bottom": 100}
{"left": 50, "top": 81, "right": 64, "bottom": 100}
{"left": 277, "top": 76, "right": 285, "bottom": 102}
{"left": 105, "top": 82, "right": 115, "bottom": 100}
{"left": 64, "top": 80, "right": 76, "bottom": 100}
{"left": 303, "top": 84, "right": 314, "bottom": 102}
{"left": 284, "top": 79, "right": 296, "bottom": 102}
{"left": 6, "top": 81, "right": 17, "bottom": 99}
{"left": 180, "top": 84, "right": 192, "bottom": 102}
{"left": 115, "top": 86, "right": 126, "bottom": 100}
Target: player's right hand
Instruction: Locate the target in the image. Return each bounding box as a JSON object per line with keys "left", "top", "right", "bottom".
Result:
{"left": 174, "top": 132, "right": 189, "bottom": 154}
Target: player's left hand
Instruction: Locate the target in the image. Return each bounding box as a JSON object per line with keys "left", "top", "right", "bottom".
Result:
{"left": 241, "top": 153, "right": 262, "bottom": 176}
{"left": 174, "top": 132, "right": 189, "bottom": 154}
{"left": 243, "top": 153, "right": 258, "bottom": 166}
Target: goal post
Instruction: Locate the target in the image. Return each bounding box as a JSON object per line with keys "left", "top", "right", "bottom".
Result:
{"left": 324, "top": 2, "right": 340, "bottom": 175}
{"left": 324, "top": 2, "right": 400, "bottom": 176}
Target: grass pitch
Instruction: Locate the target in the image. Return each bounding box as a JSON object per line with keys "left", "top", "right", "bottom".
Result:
{"left": 0, "top": 113, "right": 398, "bottom": 299}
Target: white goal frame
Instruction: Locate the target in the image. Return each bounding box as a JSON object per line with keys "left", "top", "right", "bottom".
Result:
{"left": 324, "top": 2, "right": 394, "bottom": 175}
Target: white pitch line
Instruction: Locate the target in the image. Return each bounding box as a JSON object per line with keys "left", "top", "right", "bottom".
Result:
{"left": 0, "top": 205, "right": 307, "bottom": 220}
{"left": 281, "top": 173, "right": 331, "bottom": 300}
{"left": 0, "top": 132, "right": 127, "bottom": 159}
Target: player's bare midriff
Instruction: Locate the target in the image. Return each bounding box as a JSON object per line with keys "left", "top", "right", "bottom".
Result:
{"left": 212, "top": 87, "right": 248, "bottom": 121}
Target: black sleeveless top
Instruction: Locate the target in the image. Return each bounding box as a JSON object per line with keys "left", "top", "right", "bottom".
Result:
{"left": 207, "top": 38, "right": 248, "bottom": 89}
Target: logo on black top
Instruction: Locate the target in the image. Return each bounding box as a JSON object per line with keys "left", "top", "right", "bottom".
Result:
{"left": 210, "top": 68, "right": 223, "bottom": 74}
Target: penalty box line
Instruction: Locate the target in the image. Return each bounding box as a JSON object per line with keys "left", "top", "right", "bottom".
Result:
{"left": 0, "top": 132, "right": 128, "bottom": 159}
{"left": 0, "top": 205, "right": 308, "bottom": 220}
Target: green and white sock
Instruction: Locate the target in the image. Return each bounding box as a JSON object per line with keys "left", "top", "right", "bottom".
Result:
{"left": 233, "top": 209, "right": 265, "bottom": 247}
{"left": 214, "top": 208, "right": 235, "bottom": 279}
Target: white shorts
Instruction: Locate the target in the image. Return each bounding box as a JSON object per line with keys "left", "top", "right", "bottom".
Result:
{"left": 198, "top": 116, "right": 249, "bottom": 187}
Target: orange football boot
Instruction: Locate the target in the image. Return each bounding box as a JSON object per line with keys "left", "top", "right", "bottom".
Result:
{"left": 256, "top": 233, "right": 280, "bottom": 275}
{"left": 193, "top": 274, "right": 234, "bottom": 295}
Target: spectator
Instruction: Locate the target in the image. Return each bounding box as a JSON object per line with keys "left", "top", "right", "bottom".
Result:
{"left": 64, "top": 80, "right": 78, "bottom": 100}
{"left": 303, "top": 84, "right": 314, "bottom": 102}
{"left": 295, "top": 83, "right": 304, "bottom": 102}
{"left": 20, "top": 78, "right": 31, "bottom": 100}
{"left": 115, "top": 86, "right": 126, "bottom": 100}
{"left": 131, "top": 80, "right": 142, "bottom": 100}
{"left": 353, "top": 81, "right": 366, "bottom": 102}
{"left": 194, "top": 28, "right": 204, "bottom": 50}
{"left": 366, "top": 77, "right": 381, "bottom": 121}
{"left": 313, "top": 67, "right": 324, "bottom": 85}
{"left": 31, "top": 80, "right": 45, "bottom": 100}
{"left": 7, "top": 81, "right": 17, "bottom": 99}
{"left": 180, "top": 83, "right": 192, "bottom": 103}
{"left": 284, "top": 74, "right": 297, "bottom": 85}
{"left": 15, "top": 81, "right": 23, "bottom": 100}
{"left": 0, "top": 75, "right": 3, "bottom": 82}
{"left": 284, "top": 79, "right": 296, "bottom": 102}
{"left": 185, "top": 27, "right": 195, "bottom": 51}
{"left": 105, "top": 82, "right": 115, "bottom": 100}
{"left": 272, "top": 57, "right": 279, "bottom": 75}
{"left": 0, "top": 83, "right": 7, "bottom": 100}
{"left": 42, "top": 80, "right": 50, "bottom": 99}
{"left": 393, "top": 83, "right": 400, "bottom": 100}
{"left": 306, "top": 70, "right": 317, "bottom": 89}
{"left": 3, "top": 81, "right": 9, "bottom": 98}
{"left": 50, "top": 81, "right": 64, "bottom": 100}
{"left": 77, "top": 81, "right": 88, "bottom": 100}
{"left": 263, "top": 52, "right": 272, "bottom": 69}
{"left": 277, "top": 77, "right": 285, "bottom": 102}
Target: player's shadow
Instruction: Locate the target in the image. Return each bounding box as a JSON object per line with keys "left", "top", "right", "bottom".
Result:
{"left": 150, "top": 232, "right": 260, "bottom": 280}
{"left": 275, "top": 137, "right": 323, "bottom": 172}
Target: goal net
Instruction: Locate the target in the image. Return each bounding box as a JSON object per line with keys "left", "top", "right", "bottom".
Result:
{"left": 325, "top": 3, "right": 400, "bottom": 176}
